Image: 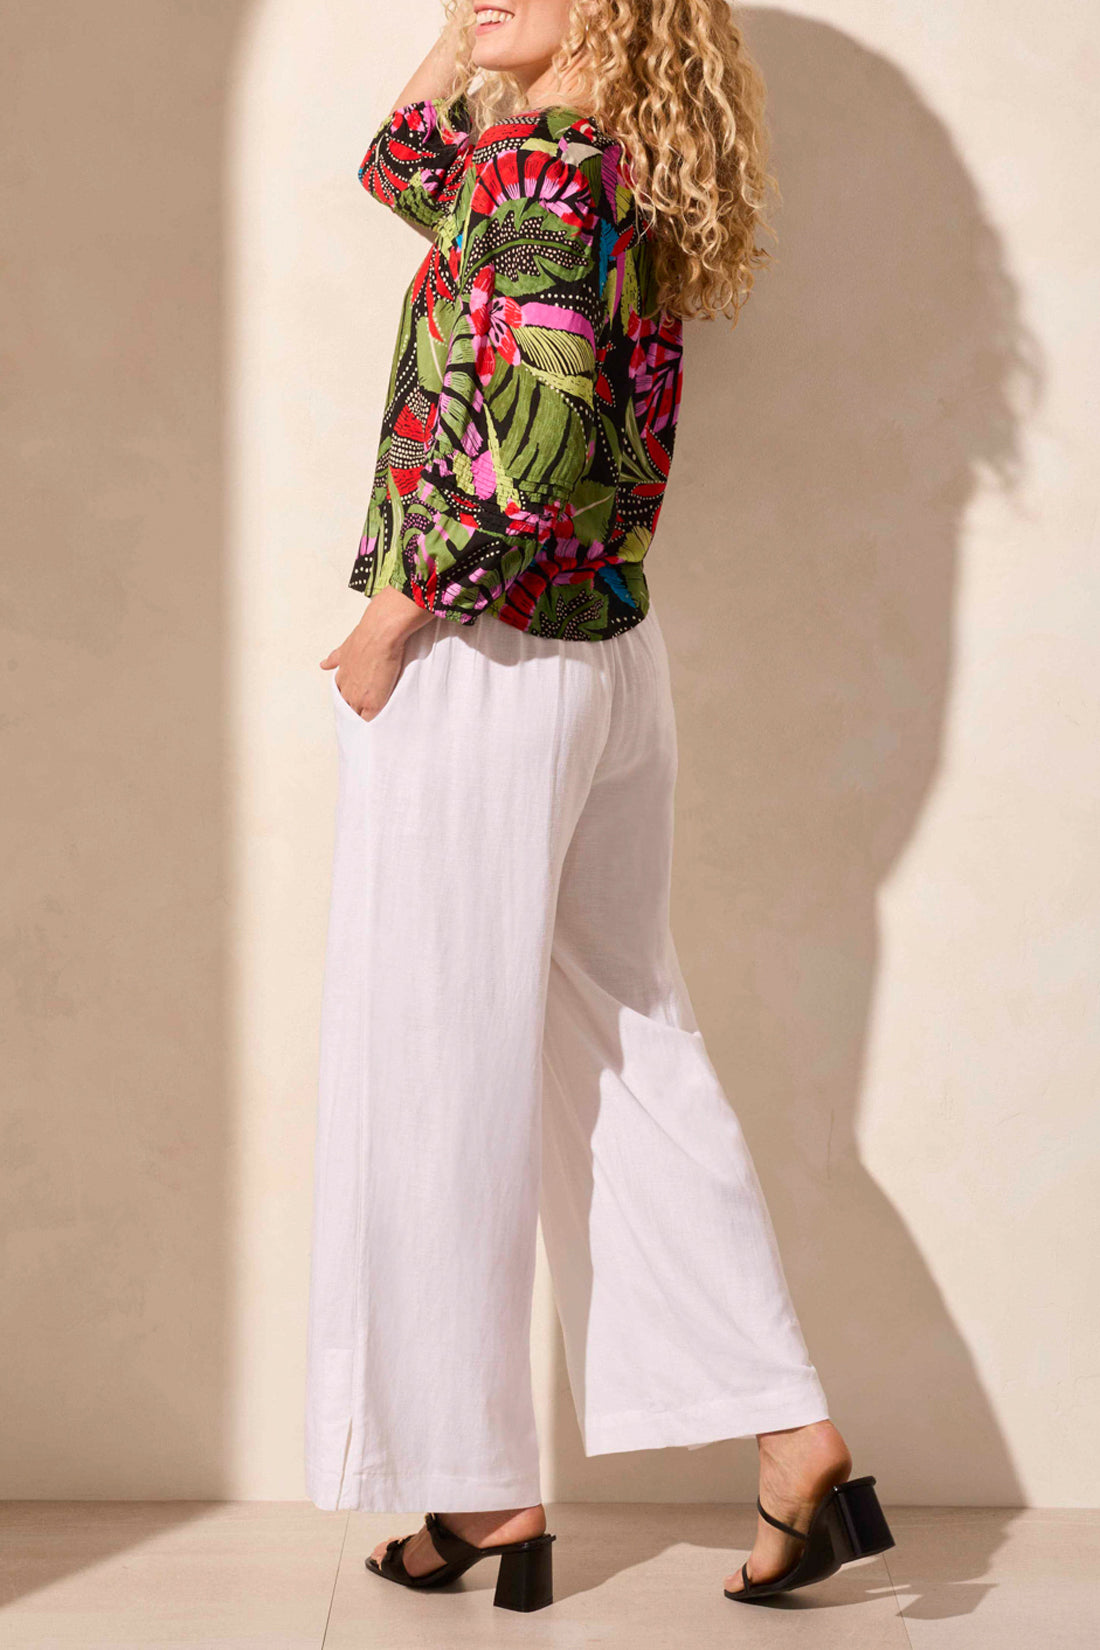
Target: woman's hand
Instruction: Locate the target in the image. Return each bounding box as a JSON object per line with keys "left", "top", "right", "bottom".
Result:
{"left": 321, "top": 588, "right": 436, "bottom": 721}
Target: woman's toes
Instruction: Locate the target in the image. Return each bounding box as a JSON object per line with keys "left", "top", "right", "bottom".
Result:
{"left": 371, "top": 1525, "right": 446, "bottom": 1579}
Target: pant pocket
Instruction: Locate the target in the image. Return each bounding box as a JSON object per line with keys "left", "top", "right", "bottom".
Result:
{"left": 330, "top": 661, "right": 405, "bottom": 731}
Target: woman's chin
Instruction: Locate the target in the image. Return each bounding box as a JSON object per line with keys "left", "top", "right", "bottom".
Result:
{"left": 471, "top": 45, "right": 524, "bottom": 72}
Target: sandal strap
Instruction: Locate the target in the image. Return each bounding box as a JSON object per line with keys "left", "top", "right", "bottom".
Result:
{"left": 424, "top": 1510, "right": 477, "bottom": 1566}
{"left": 378, "top": 1533, "right": 413, "bottom": 1583}
{"left": 756, "top": 1497, "right": 810, "bottom": 1541}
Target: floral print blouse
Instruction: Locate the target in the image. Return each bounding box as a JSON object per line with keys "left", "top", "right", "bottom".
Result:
{"left": 350, "top": 93, "right": 683, "bottom": 641}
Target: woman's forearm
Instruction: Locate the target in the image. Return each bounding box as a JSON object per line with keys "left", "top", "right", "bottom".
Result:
{"left": 358, "top": 585, "right": 436, "bottom": 643}
{"left": 385, "top": 21, "right": 465, "bottom": 119}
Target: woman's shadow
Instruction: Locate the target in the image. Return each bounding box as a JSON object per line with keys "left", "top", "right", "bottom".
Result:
{"left": 543, "top": 7, "right": 1039, "bottom": 1618}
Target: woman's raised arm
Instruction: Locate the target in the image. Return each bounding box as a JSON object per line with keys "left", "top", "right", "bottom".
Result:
{"left": 358, "top": 26, "right": 471, "bottom": 237}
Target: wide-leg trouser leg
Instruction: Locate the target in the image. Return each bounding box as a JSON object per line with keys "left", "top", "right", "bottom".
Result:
{"left": 539, "top": 608, "right": 830, "bottom": 1455}
{"left": 305, "top": 614, "right": 613, "bottom": 1512}
{"left": 305, "top": 605, "right": 829, "bottom": 1514}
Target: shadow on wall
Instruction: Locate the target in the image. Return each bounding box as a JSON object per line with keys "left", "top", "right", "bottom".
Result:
{"left": 0, "top": 0, "right": 249, "bottom": 1604}
{"left": 544, "top": 0, "right": 1038, "bottom": 1606}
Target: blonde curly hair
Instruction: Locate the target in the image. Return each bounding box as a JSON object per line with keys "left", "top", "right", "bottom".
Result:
{"left": 438, "top": 0, "right": 775, "bottom": 321}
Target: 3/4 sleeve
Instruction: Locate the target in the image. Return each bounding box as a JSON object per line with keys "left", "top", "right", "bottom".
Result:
{"left": 358, "top": 95, "right": 472, "bottom": 234}
{"left": 386, "top": 139, "right": 605, "bottom": 624}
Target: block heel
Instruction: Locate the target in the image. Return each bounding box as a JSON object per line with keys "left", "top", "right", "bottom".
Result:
{"left": 832, "top": 1475, "right": 895, "bottom": 1559}
{"left": 366, "top": 1511, "right": 555, "bottom": 1612}
{"left": 493, "top": 1533, "right": 554, "bottom": 1612}
{"left": 725, "top": 1474, "right": 895, "bottom": 1603}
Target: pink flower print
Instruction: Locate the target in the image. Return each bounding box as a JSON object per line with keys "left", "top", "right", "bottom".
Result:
{"left": 468, "top": 267, "right": 521, "bottom": 384}
{"left": 627, "top": 309, "right": 683, "bottom": 438}
{"left": 502, "top": 498, "right": 543, "bottom": 538}
{"left": 469, "top": 446, "right": 498, "bottom": 501}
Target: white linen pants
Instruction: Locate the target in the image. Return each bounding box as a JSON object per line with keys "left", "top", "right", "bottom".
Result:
{"left": 305, "top": 605, "right": 829, "bottom": 1513}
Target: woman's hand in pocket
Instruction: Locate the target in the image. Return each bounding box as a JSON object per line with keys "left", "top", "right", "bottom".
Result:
{"left": 322, "top": 588, "right": 435, "bottom": 721}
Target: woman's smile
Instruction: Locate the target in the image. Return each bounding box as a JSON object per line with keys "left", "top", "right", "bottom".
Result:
{"left": 475, "top": 6, "right": 515, "bottom": 33}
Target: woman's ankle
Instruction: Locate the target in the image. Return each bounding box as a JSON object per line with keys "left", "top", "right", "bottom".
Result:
{"left": 757, "top": 1420, "right": 852, "bottom": 1479}
{"left": 440, "top": 1504, "right": 546, "bottom": 1545}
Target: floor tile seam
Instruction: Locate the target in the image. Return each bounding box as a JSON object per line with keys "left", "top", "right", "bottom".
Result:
{"left": 320, "top": 1512, "right": 350, "bottom": 1650}
{"left": 881, "top": 1550, "right": 915, "bottom": 1650}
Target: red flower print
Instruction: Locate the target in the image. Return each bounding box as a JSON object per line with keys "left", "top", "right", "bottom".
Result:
{"left": 471, "top": 148, "right": 595, "bottom": 236}
{"left": 468, "top": 266, "right": 521, "bottom": 384}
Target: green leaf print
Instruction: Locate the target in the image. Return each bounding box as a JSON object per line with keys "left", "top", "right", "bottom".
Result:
{"left": 512, "top": 323, "right": 595, "bottom": 396}
{"left": 536, "top": 580, "right": 611, "bottom": 640}
{"left": 483, "top": 352, "right": 587, "bottom": 487}
{"left": 415, "top": 309, "right": 453, "bottom": 395}
{"left": 461, "top": 208, "right": 594, "bottom": 297}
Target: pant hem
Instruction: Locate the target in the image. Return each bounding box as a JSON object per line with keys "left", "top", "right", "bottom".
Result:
{"left": 581, "top": 1379, "right": 831, "bottom": 1457}
{"left": 307, "top": 1464, "right": 544, "bottom": 1514}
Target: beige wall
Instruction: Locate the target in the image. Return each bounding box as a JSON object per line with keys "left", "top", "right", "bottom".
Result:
{"left": 2, "top": 0, "right": 1097, "bottom": 1509}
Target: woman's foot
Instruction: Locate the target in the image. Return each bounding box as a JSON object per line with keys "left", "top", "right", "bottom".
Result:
{"left": 724, "top": 1419, "right": 853, "bottom": 1594}
{"left": 369, "top": 1503, "right": 546, "bottom": 1579}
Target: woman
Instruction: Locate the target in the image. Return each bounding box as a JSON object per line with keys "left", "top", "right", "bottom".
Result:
{"left": 307, "top": 0, "right": 894, "bottom": 1613}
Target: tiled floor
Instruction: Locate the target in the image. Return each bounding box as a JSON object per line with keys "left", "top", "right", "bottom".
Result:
{"left": 1, "top": 1502, "right": 1097, "bottom": 1648}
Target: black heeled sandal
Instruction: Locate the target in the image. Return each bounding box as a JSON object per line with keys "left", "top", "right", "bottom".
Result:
{"left": 725, "top": 1474, "right": 895, "bottom": 1603}
{"left": 365, "top": 1510, "right": 555, "bottom": 1612}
